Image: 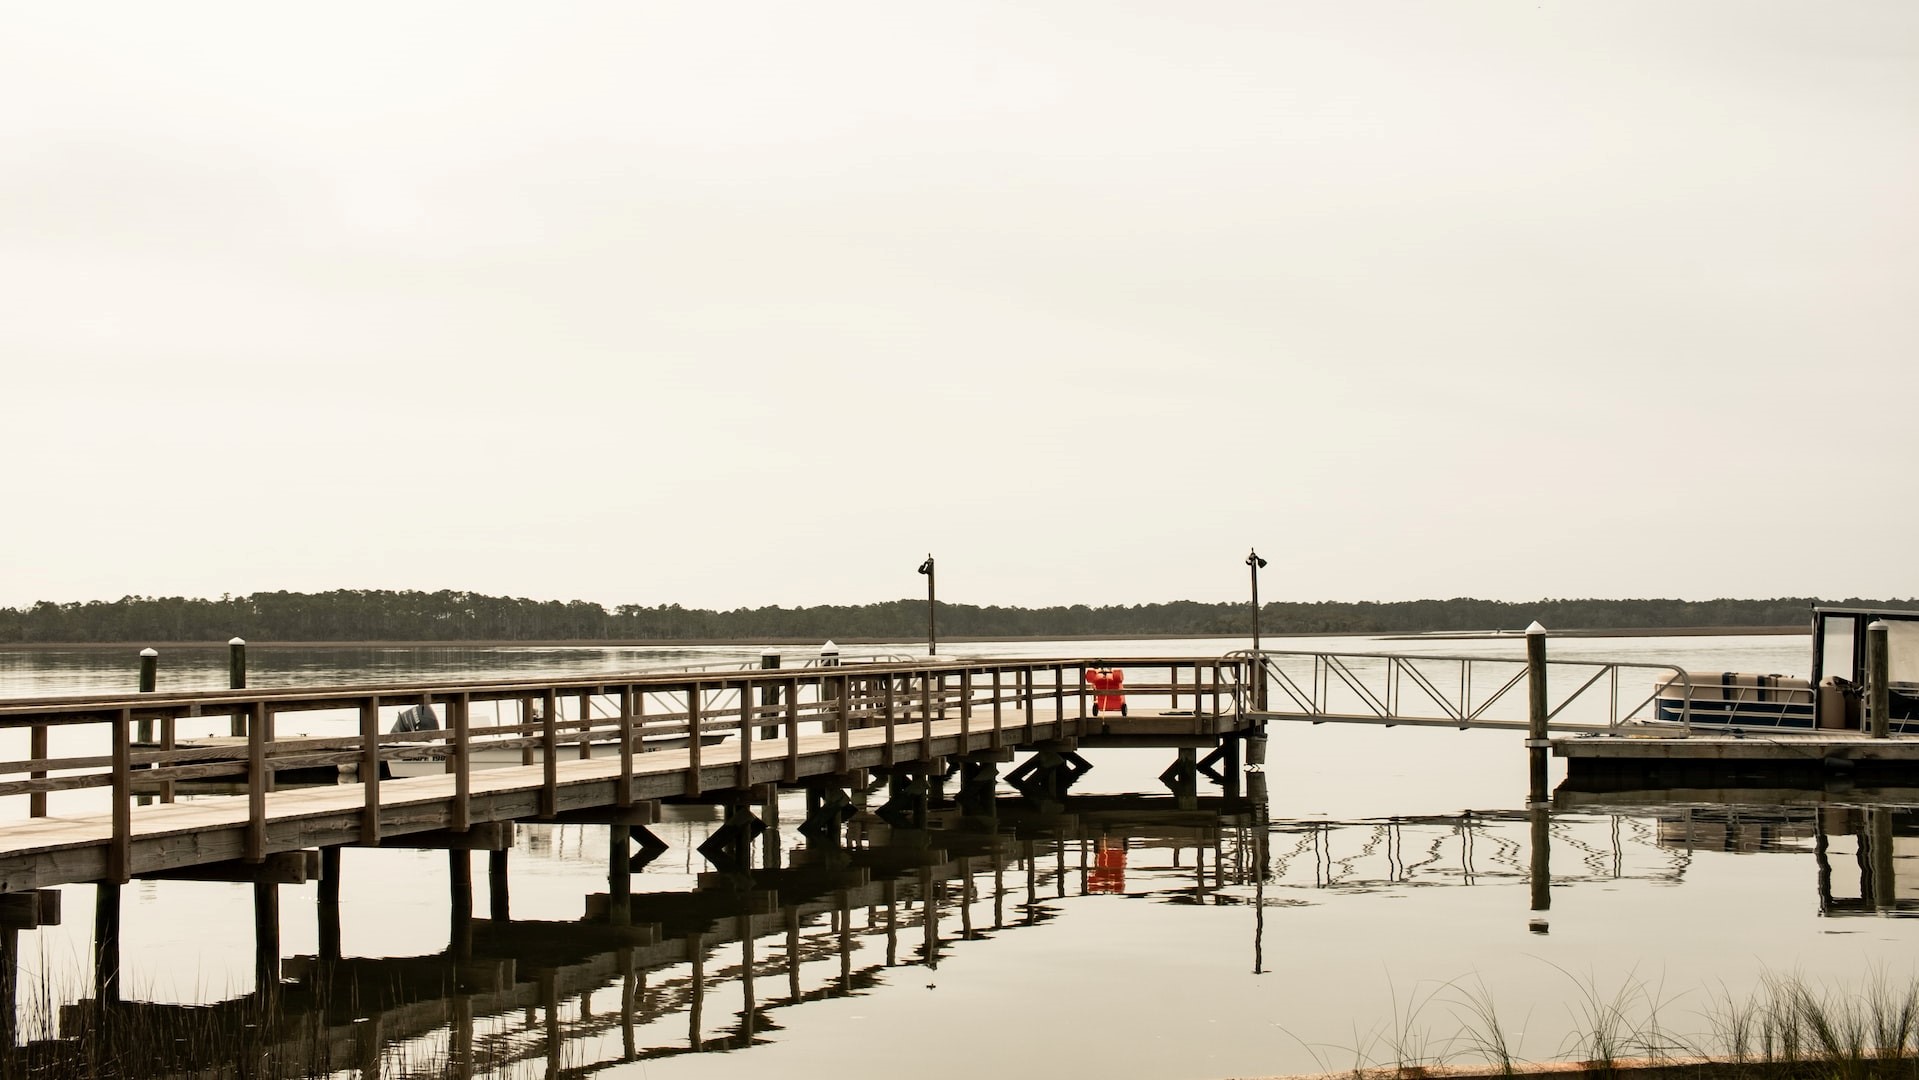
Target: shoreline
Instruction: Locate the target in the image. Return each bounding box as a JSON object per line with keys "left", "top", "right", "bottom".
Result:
{"left": 0, "top": 625, "right": 1808, "bottom": 651}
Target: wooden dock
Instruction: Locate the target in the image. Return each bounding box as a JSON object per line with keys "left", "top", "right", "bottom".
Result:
{"left": 0, "top": 656, "right": 1255, "bottom": 893}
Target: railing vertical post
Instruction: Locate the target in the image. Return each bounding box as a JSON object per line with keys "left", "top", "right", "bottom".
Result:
{"left": 29, "top": 724, "right": 47, "bottom": 819}
{"left": 1868, "top": 620, "right": 1891, "bottom": 739}
{"left": 1171, "top": 664, "right": 1180, "bottom": 712}
{"left": 991, "top": 669, "right": 1004, "bottom": 750}
{"left": 882, "top": 676, "right": 898, "bottom": 769}
{"left": 785, "top": 676, "right": 801, "bottom": 783}
{"left": 541, "top": 689, "right": 559, "bottom": 818}
{"left": 617, "top": 686, "right": 634, "bottom": 807}
{"left": 247, "top": 702, "right": 266, "bottom": 862}
{"left": 1023, "top": 668, "right": 1036, "bottom": 739}
{"left": 835, "top": 675, "right": 851, "bottom": 773}
{"left": 919, "top": 672, "right": 934, "bottom": 759}
{"left": 579, "top": 691, "right": 595, "bottom": 759}
{"left": 686, "top": 683, "right": 704, "bottom": 797}
{"left": 110, "top": 709, "right": 131, "bottom": 883}
{"left": 1053, "top": 665, "right": 1064, "bottom": 734}
{"left": 1526, "top": 622, "right": 1550, "bottom": 803}
{"left": 739, "top": 679, "right": 755, "bottom": 789}
{"left": 452, "top": 692, "right": 472, "bottom": 830}
{"left": 360, "top": 696, "right": 382, "bottom": 846}
{"left": 960, "top": 669, "right": 973, "bottom": 753}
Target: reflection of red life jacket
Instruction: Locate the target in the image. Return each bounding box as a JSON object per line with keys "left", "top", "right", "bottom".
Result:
{"left": 1086, "top": 668, "right": 1125, "bottom": 712}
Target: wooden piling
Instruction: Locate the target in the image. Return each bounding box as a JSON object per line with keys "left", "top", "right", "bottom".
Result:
{"left": 136, "top": 647, "right": 157, "bottom": 743}
{"left": 489, "top": 849, "right": 511, "bottom": 922}
{"left": 110, "top": 708, "right": 130, "bottom": 882}
{"left": 29, "top": 723, "right": 46, "bottom": 819}
{"left": 451, "top": 693, "right": 471, "bottom": 830}
{"left": 1868, "top": 620, "right": 1891, "bottom": 739}
{"left": 1526, "top": 621, "right": 1550, "bottom": 804}
{"left": 608, "top": 825, "right": 631, "bottom": 927}
{"left": 229, "top": 638, "right": 247, "bottom": 736}
{"left": 318, "top": 847, "right": 341, "bottom": 967}
{"left": 360, "top": 695, "right": 382, "bottom": 845}
{"left": 253, "top": 878, "right": 279, "bottom": 993}
{"left": 92, "top": 881, "right": 121, "bottom": 1004}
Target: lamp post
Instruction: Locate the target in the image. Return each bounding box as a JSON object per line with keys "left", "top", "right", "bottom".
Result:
{"left": 1245, "top": 549, "right": 1267, "bottom": 653}
{"left": 917, "top": 555, "right": 937, "bottom": 656}
{"left": 1247, "top": 548, "right": 1269, "bottom": 712}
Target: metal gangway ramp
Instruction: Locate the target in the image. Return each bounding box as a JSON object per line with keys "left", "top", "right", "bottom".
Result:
{"left": 1229, "top": 647, "right": 1689, "bottom": 734}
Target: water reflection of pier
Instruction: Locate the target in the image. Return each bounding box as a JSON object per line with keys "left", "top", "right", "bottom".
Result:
{"left": 1262, "top": 811, "right": 1687, "bottom": 892}
{"left": 1558, "top": 786, "right": 1919, "bottom": 918}
{"left": 27, "top": 792, "right": 1258, "bottom": 1077}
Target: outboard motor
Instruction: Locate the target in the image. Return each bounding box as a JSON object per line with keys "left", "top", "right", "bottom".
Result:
{"left": 391, "top": 703, "right": 440, "bottom": 733}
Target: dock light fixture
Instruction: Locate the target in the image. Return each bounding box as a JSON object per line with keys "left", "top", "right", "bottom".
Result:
{"left": 918, "top": 555, "right": 936, "bottom": 656}
{"left": 1246, "top": 549, "right": 1268, "bottom": 653}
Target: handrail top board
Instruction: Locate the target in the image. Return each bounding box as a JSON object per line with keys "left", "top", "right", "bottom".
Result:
{"left": 0, "top": 655, "right": 1244, "bottom": 724}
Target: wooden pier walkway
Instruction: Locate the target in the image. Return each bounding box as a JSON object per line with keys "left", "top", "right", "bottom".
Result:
{"left": 0, "top": 657, "right": 1254, "bottom": 893}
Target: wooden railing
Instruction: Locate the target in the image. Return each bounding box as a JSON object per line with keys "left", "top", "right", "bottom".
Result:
{"left": 0, "top": 657, "right": 1247, "bottom": 883}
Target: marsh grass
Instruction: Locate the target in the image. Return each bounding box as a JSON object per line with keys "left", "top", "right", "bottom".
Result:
{"left": 1300, "top": 969, "right": 1919, "bottom": 1080}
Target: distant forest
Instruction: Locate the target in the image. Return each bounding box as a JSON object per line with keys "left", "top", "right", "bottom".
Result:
{"left": 0, "top": 589, "right": 1906, "bottom": 644}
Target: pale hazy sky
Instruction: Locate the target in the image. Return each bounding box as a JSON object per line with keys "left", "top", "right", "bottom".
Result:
{"left": 3, "top": 2, "right": 1914, "bottom": 611}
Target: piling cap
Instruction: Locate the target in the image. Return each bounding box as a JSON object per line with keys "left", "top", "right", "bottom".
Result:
{"left": 1524, "top": 621, "right": 1547, "bottom": 635}
{"left": 1869, "top": 620, "right": 1889, "bottom": 631}
{"left": 761, "top": 648, "right": 781, "bottom": 658}
{"left": 229, "top": 637, "right": 246, "bottom": 646}
{"left": 139, "top": 647, "right": 158, "bottom": 657}
{"left": 820, "top": 640, "right": 839, "bottom": 652}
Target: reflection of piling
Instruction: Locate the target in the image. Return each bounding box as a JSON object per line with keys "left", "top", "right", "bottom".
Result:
{"left": 687, "top": 932, "right": 705, "bottom": 1050}
{"left": 1870, "top": 809, "right": 1896, "bottom": 911}
{"left": 1529, "top": 804, "right": 1551, "bottom": 931}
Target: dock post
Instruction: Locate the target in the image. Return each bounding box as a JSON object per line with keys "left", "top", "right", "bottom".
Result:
{"left": 229, "top": 637, "right": 248, "bottom": 736}
{"left": 136, "top": 647, "right": 157, "bottom": 743}
{"left": 449, "top": 850, "right": 473, "bottom": 961}
{"left": 1525, "top": 622, "right": 1550, "bottom": 804}
{"left": 1868, "top": 620, "right": 1891, "bottom": 739}
{"left": 489, "top": 849, "right": 511, "bottom": 922}
{"left": 318, "top": 847, "right": 341, "bottom": 968}
{"left": 253, "top": 878, "right": 280, "bottom": 994}
{"left": 608, "top": 824, "right": 631, "bottom": 927}
{"left": 92, "top": 882, "right": 122, "bottom": 1004}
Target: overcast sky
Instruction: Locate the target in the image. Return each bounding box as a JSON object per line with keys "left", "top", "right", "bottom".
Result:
{"left": 3, "top": 2, "right": 1914, "bottom": 612}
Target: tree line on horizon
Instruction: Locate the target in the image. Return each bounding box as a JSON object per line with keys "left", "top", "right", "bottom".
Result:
{"left": 0, "top": 589, "right": 1906, "bottom": 644}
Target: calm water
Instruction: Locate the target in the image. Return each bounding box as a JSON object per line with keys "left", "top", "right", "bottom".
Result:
{"left": 1, "top": 634, "right": 1911, "bottom": 1078}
